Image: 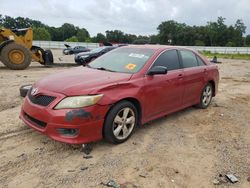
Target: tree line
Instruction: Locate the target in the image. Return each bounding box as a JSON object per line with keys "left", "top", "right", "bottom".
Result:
{"left": 1, "top": 15, "right": 250, "bottom": 46}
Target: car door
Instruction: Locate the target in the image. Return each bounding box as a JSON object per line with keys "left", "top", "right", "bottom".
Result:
{"left": 143, "top": 49, "right": 184, "bottom": 120}
{"left": 179, "top": 50, "right": 207, "bottom": 106}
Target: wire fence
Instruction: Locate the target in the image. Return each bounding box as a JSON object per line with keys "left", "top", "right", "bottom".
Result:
{"left": 33, "top": 41, "right": 99, "bottom": 49}
{"left": 188, "top": 46, "right": 250, "bottom": 54}
{"left": 33, "top": 41, "right": 250, "bottom": 54}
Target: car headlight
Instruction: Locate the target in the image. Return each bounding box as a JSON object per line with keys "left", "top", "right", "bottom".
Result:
{"left": 54, "top": 94, "right": 103, "bottom": 109}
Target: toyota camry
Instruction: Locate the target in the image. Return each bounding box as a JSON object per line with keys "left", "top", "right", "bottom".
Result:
{"left": 20, "top": 45, "right": 219, "bottom": 144}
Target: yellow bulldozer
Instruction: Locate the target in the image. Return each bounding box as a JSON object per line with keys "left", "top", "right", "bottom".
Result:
{"left": 0, "top": 27, "right": 53, "bottom": 70}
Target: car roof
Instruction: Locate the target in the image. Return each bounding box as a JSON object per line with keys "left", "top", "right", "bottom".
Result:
{"left": 122, "top": 45, "right": 195, "bottom": 52}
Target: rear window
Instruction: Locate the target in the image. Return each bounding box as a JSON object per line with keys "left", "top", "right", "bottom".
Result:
{"left": 196, "top": 56, "right": 206, "bottom": 66}
{"left": 180, "top": 50, "right": 198, "bottom": 68}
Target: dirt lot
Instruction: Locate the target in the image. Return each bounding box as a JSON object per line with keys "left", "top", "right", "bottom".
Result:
{"left": 0, "top": 50, "right": 250, "bottom": 188}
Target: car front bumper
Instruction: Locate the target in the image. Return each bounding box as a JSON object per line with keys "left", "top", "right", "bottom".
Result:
{"left": 20, "top": 93, "right": 110, "bottom": 144}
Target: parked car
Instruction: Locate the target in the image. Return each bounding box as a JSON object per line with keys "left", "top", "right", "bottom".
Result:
{"left": 63, "top": 44, "right": 90, "bottom": 55}
{"left": 74, "top": 46, "right": 116, "bottom": 65}
{"left": 20, "top": 45, "right": 219, "bottom": 144}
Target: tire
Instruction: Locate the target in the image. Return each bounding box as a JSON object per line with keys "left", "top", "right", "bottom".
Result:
{"left": 103, "top": 101, "right": 138, "bottom": 144}
{"left": 90, "top": 57, "right": 96, "bottom": 62}
{"left": 31, "top": 46, "right": 45, "bottom": 65}
{"left": 19, "top": 84, "right": 32, "bottom": 97}
{"left": 31, "top": 46, "right": 45, "bottom": 54}
{"left": 45, "top": 50, "right": 54, "bottom": 64}
{"left": 1, "top": 42, "right": 31, "bottom": 70}
{"left": 197, "top": 83, "right": 213, "bottom": 109}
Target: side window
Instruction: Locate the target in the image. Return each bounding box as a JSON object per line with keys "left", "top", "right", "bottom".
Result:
{"left": 180, "top": 50, "right": 198, "bottom": 68}
{"left": 101, "top": 49, "right": 107, "bottom": 53}
{"left": 103, "top": 48, "right": 111, "bottom": 53}
{"left": 196, "top": 56, "right": 206, "bottom": 66}
{"left": 153, "top": 50, "right": 180, "bottom": 71}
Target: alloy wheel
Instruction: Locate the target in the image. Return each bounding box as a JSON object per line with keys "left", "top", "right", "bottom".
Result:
{"left": 202, "top": 85, "right": 212, "bottom": 106}
{"left": 112, "top": 107, "right": 136, "bottom": 140}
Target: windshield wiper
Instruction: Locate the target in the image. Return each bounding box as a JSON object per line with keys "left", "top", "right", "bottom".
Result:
{"left": 95, "top": 67, "right": 116, "bottom": 72}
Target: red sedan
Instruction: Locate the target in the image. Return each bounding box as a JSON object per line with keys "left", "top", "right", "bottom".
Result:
{"left": 20, "top": 45, "right": 219, "bottom": 144}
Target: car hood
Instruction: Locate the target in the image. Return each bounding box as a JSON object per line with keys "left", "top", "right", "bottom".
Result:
{"left": 76, "top": 51, "right": 94, "bottom": 57}
{"left": 35, "top": 67, "right": 132, "bottom": 96}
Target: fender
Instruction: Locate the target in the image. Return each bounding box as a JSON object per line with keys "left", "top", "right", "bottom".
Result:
{"left": 0, "top": 40, "right": 14, "bottom": 53}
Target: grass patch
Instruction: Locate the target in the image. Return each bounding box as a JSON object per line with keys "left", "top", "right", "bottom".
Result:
{"left": 200, "top": 51, "right": 250, "bottom": 60}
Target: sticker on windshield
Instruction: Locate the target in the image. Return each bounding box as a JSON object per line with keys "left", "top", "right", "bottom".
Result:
{"left": 125, "top": 63, "right": 137, "bottom": 70}
{"left": 129, "top": 53, "right": 147, "bottom": 58}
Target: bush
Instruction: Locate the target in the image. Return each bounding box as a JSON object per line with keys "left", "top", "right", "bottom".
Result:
{"left": 226, "top": 41, "right": 236, "bottom": 47}
{"left": 65, "top": 36, "right": 78, "bottom": 42}
{"left": 194, "top": 40, "right": 205, "bottom": 46}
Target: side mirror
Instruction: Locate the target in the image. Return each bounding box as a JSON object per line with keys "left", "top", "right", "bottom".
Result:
{"left": 147, "top": 66, "right": 168, "bottom": 75}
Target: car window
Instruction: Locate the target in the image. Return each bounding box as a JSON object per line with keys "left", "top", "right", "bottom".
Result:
{"left": 180, "top": 50, "right": 198, "bottom": 68}
{"left": 103, "top": 48, "right": 113, "bottom": 52}
{"left": 91, "top": 47, "right": 106, "bottom": 53}
{"left": 152, "top": 50, "right": 180, "bottom": 71}
{"left": 196, "top": 56, "right": 206, "bottom": 66}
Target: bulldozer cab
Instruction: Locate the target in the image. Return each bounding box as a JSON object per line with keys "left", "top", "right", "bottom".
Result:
{"left": 0, "top": 27, "right": 33, "bottom": 49}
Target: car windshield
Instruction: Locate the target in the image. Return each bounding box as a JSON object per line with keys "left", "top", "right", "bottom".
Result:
{"left": 89, "top": 47, "right": 155, "bottom": 73}
{"left": 90, "top": 47, "right": 107, "bottom": 53}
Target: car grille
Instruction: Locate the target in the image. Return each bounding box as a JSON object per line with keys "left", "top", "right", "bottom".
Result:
{"left": 24, "top": 112, "right": 47, "bottom": 128}
{"left": 28, "top": 90, "right": 56, "bottom": 107}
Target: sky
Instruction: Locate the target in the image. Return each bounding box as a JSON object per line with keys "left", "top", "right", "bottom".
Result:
{"left": 1, "top": 0, "right": 249, "bottom": 36}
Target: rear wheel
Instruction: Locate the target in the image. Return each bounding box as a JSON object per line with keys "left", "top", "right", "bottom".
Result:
{"left": 197, "top": 83, "right": 213, "bottom": 109}
{"left": 1, "top": 42, "right": 31, "bottom": 70}
{"left": 31, "top": 46, "right": 45, "bottom": 65}
{"left": 44, "top": 49, "right": 54, "bottom": 64}
{"left": 103, "top": 101, "right": 138, "bottom": 144}
{"left": 90, "top": 57, "right": 96, "bottom": 62}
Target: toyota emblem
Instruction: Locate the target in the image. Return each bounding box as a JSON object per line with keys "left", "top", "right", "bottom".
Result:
{"left": 31, "top": 88, "right": 38, "bottom": 96}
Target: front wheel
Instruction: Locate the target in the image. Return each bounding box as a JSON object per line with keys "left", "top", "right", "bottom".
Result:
{"left": 103, "top": 101, "right": 138, "bottom": 144}
{"left": 1, "top": 42, "right": 31, "bottom": 70}
{"left": 197, "top": 83, "right": 213, "bottom": 109}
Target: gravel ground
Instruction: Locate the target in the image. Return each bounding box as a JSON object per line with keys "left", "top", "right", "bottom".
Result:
{"left": 0, "top": 50, "right": 250, "bottom": 188}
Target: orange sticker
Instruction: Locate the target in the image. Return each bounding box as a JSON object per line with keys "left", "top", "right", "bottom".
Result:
{"left": 125, "top": 63, "right": 136, "bottom": 70}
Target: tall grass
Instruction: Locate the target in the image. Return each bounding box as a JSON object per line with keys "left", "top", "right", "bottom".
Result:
{"left": 200, "top": 51, "right": 250, "bottom": 60}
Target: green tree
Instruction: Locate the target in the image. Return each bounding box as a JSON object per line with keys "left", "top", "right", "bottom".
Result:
{"left": 245, "top": 35, "right": 250, "bottom": 46}
{"left": 33, "top": 27, "right": 51, "bottom": 41}
{"left": 149, "top": 35, "right": 160, "bottom": 44}
{"left": 123, "top": 34, "right": 137, "bottom": 43}
{"left": 194, "top": 40, "right": 205, "bottom": 46}
{"left": 105, "top": 30, "right": 125, "bottom": 43}
{"left": 2, "top": 16, "right": 16, "bottom": 28}
{"left": 92, "top": 33, "right": 106, "bottom": 43}
{"left": 205, "top": 17, "right": 228, "bottom": 46}
{"left": 0, "top": 14, "right": 3, "bottom": 27}
{"left": 157, "top": 20, "right": 186, "bottom": 45}
{"left": 76, "top": 27, "right": 90, "bottom": 42}
{"left": 232, "top": 19, "right": 246, "bottom": 46}
{"left": 60, "top": 23, "right": 77, "bottom": 41}
{"left": 48, "top": 26, "right": 63, "bottom": 41}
